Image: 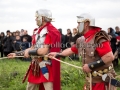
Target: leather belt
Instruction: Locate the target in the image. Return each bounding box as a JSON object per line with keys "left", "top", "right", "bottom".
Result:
{"left": 92, "top": 66, "right": 113, "bottom": 77}
{"left": 32, "top": 56, "right": 49, "bottom": 61}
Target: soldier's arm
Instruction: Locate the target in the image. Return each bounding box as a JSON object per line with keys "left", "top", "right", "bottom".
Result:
{"left": 28, "top": 34, "right": 51, "bottom": 56}
{"left": 88, "top": 41, "right": 114, "bottom": 70}
{"left": 28, "top": 45, "right": 49, "bottom": 56}
{"left": 58, "top": 48, "right": 75, "bottom": 56}
{"left": 15, "top": 46, "right": 33, "bottom": 56}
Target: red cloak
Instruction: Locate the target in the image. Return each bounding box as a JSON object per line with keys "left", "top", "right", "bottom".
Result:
{"left": 47, "top": 23, "right": 61, "bottom": 90}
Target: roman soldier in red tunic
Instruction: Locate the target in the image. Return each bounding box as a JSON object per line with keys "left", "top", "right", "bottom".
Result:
{"left": 8, "top": 9, "right": 61, "bottom": 90}
{"left": 48, "top": 13, "right": 117, "bottom": 90}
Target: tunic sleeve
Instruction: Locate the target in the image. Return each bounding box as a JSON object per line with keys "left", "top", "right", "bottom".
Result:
{"left": 44, "top": 34, "right": 51, "bottom": 44}
{"left": 96, "top": 41, "right": 112, "bottom": 57}
{"left": 71, "top": 44, "right": 78, "bottom": 54}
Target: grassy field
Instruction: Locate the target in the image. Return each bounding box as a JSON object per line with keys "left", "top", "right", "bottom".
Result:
{"left": 0, "top": 57, "right": 120, "bottom": 90}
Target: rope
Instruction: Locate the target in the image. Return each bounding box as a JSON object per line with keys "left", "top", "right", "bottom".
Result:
{"left": 0, "top": 56, "right": 24, "bottom": 60}
{"left": 52, "top": 57, "right": 82, "bottom": 69}
{"left": 0, "top": 56, "right": 82, "bottom": 69}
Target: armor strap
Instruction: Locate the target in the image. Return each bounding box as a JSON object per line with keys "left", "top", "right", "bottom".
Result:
{"left": 28, "top": 49, "right": 39, "bottom": 56}
{"left": 88, "top": 59, "right": 105, "bottom": 70}
{"left": 15, "top": 50, "right": 25, "bottom": 56}
{"left": 55, "top": 53, "right": 66, "bottom": 58}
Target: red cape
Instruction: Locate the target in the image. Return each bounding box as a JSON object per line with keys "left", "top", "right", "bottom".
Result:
{"left": 47, "top": 23, "right": 61, "bottom": 90}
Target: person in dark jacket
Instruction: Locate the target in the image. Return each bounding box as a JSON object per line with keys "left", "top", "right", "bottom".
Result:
{"left": 20, "top": 37, "right": 31, "bottom": 61}
{"left": 70, "top": 28, "right": 81, "bottom": 60}
{"left": 20, "top": 37, "right": 30, "bottom": 50}
{"left": 13, "top": 35, "right": 22, "bottom": 52}
{"left": 108, "top": 27, "right": 118, "bottom": 66}
{"left": 65, "top": 29, "right": 72, "bottom": 48}
{"left": 70, "top": 28, "right": 81, "bottom": 44}
{"left": 21, "top": 30, "right": 32, "bottom": 42}
{"left": 3, "top": 30, "right": 13, "bottom": 56}
{"left": 58, "top": 28, "right": 66, "bottom": 51}
{"left": 0, "top": 32, "right": 5, "bottom": 57}
{"left": 115, "top": 26, "right": 120, "bottom": 36}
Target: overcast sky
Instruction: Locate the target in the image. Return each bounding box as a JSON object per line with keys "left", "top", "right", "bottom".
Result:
{"left": 0, "top": 0, "right": 120, "bottom": 35}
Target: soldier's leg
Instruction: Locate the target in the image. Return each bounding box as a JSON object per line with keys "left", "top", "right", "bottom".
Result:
{"left": 43, "top": 82, "right": 53, "bottom": 90}
{"left": 26, "top": 82, "right": 39, "bottom": 90}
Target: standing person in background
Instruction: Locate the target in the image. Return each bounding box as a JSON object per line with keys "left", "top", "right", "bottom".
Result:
{"left": 21, "top": 30, "right": 32, "bottom": 43}
{"left": 12, "top": 32, "right": 17, "bottom": 42}
{"left": 3, "top": 30, "right": 13, "bottom": 56}
{"left": 20, "top": 29, "right": 24, "bottom": 36}
{"left": 13, "top": 35, "right": 22, "bottom": 52}
{"left": 16, "top": 30, "right": 20, "bottom": 36}
{"left": 70, "top": 28, "right": 81, "bottom": 60}
{"left": 71, "top": 28, "right": 81, "bottom": 45}
{"left": 0, "top": 32, "right": 5, "bottom": 57}
{"left": 58, "top": 28, "right": 66, "bottom": 51}
{"left": 21, "top": 37, "right": 30, "bottom": 50}
{"left": 65, "top": 29, "right": 72, "bottom": 48}
{"left": 115, "top": 26, "right": 120, "bottom": 36}
{"left": 20, "top": 37, "right": 31, "bottom": 61}
{"left": 108, "top": 27, "right": 118, "bottom": 66}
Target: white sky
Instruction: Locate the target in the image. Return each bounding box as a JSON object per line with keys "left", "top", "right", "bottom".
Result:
{"left": 0, "top": 0, "right": 120, "bottom": 35}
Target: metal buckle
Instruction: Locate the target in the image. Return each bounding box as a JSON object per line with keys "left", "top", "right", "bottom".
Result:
{"left": 92, "top": 66, "right": 112, "bottom": 77}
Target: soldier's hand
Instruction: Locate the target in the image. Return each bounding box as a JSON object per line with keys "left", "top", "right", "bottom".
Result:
{"left": 7, "top": 53, "right": 16, "bottom": 59}
{"left": 47, "top": 52, "right": 58, "bottom": 59}
{"left": 83, "top": 64, "right": 92, "bottom": 73}
{"left": 24, "top": 49, "right": 30, "bottom": 58}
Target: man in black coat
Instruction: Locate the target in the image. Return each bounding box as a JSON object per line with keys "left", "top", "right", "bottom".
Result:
{"left": 21, "top": 30, "right": 32, "bottom": 43}
{"left": 115, "top": 26, "right": 120, "bottom": 36}
{"left": 58, "top": 28, "right": 66, "bottom": 51}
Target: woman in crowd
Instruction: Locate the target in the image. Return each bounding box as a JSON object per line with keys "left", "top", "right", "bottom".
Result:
{"left": 0, "top": 32, "right": 5, "bottom": 57}
{"left": 108, "top": 27, "right": 118, "bottom": 66}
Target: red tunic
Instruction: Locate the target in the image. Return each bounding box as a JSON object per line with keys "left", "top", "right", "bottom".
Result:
{"left": 71, "top": 27, "right": 112, "bottom": 90}
{"left": 28, "top": 34, "right": 53, "bottom": 83}
{"left": 28, "top": 23, "right": 61, "bottom": 90}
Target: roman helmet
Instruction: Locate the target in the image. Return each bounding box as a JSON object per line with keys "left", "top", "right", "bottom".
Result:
{"left": 77, "top": 13, "right": 95, "bottom": 33}
{"left": 35, "top": 9, "right": 53, "bottom": 26}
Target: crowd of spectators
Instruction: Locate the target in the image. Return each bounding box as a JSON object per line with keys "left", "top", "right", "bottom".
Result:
{"left": 0, "top": 29, "right": 32, "bottom": 60}
{"left": 0, "top": 26, "right": 120, "bottom": 66}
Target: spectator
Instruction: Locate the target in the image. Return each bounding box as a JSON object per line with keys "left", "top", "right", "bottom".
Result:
{"left": 116, "top": 36, "right": 120, "bottom": 59}
{"left": 108, "top": 27, "right": 118, "bottom": 66}
{"left": 70, "top": 28, "right": 81, "bottom": 45}
{"left": 13, "top": 35, "right": 22, "bottom": 52}
{"left": 65, "top": 29, "right": 72, "bottom": 48}
{"left": 21, "top": 37, "right": 31, "bottom": 61}
{"left": 21, "top": 30, "right": 32, "bottom": 42}
{"left": 0, "top": 32, "right": 5, "bottom": 57}
{"left": 115, "top": 26, "right": 120, "bottom": 36}
{"left": 58, "top": 28, "right": 66, "bottom": 51}
{"left": 13, "top": 32, "right": 16, "bottom": 37}
{"left": 70, "top": 28, "right": 81, "bottom": 60}
{"left": 15, "top": 30, "right": 20, "bottom": 36}
{"left": 20, "top": 37, "right": 30, "bottom": 50}
{"left": 3, "top": 30, "right": 13, "bottom": 56}
{"left": 20, "top": 29, "right": 24, "bottom": 36}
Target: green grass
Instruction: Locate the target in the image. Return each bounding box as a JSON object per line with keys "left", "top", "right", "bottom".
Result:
{"left": 0, "top": 58, "right": 120, "bottom": 90}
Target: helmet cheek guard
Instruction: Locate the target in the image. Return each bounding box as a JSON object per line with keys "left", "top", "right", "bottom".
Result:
{"left": 77, "top": 13, "right": 95, "bottom": 33}
{"left": 35, "top": 9, "right": 54, "bottom": 26}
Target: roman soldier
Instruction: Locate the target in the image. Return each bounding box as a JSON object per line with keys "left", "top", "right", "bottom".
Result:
{"left": 7, "top": 9, "right": 61, "bottom": 90}
{"left": 48, "top": 13, "right": 117, "bottom": 90}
